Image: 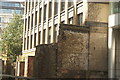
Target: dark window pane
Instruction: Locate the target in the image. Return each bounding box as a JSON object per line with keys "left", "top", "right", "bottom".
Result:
{"left": 78, "top": 13, "right": 83, "bottom": 25}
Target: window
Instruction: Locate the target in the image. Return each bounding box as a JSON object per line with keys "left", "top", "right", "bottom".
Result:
{"left": 61, "top": 0, "right": 65, "bottom": 11}
{"left": 48, "top": 27, "right": 51, "bottom": 44}
{"left": 29, "top": 1, "right": 31, "bottom": 11}
{"left": 25, "top": 19, "right": 27, "bottom": 31}
{"left": 31, "top": 14, "right": 34, "bottom": 29}
{"left": 39, "top": 0, "right": 42, "bottom": 3}
{"left": 43, "top": 29, "right": 46, "bottom": 44}
{"left": 49, "top": 2, "right": 52, "bottom": 18}
{"left": 35, "top": 11, "right": 38, "bottom": 26}
{"left": 27, "top": 36, "right": 29, "bottom": 50}
{"left": 39, "top": 8, "right": 42, "bottom": 24}
{"left": 0, "top": 17, "right": 1, "bottom": 23}
{"left": 36, "top": 0, "right": 38, "bottom": 6}
{"left": 38, "top": 31, "right": 41, "bottom": 44}
{"left": 32, "top": 0, "right": 34, "bottom": 9}
{"left": 68, "top": 17, "right": 73, "bottom": 24}
{"left": 34, "top": 33, "right": 37, "bottom": 47}
{"left": 24, "top": 38, "right": 26, "bottom": 50}
{"left": 28, "top": 16, "right": 30, "bottom": 30}
{"left": 110, "top": 2, "right": 120, "bottom": 14}
{"left": 54, "top": 1, "right": 58, "bottom": 15}
{"left": 78, "top": 13, "right": 83, "bottom": 25}
{"left": 54, "top": 25, "right": 58, "bottom": 43}
{"left": 30, "top": 35, "right": 33, "bottom": 49}
{"left": 44, "top": 5, "right": 47, "bottom": 21}
{"left": 68, "top": 0, "right": 73, "bottom": 7}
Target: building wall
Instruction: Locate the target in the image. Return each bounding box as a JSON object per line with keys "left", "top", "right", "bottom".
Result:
{"left": 34, "top": 24, "right": 108, "bottom": 78}
{"left": 22, "top": 0, "right": 109, "bottom": 77}
{"left": 22, "top": 0, "right": 84, "bottom": 55}
{"left": 87, "top": 3, "right": 109, "bottom": 23}
{"left": 108, "top": 2, "right": 120, "bottom": 78}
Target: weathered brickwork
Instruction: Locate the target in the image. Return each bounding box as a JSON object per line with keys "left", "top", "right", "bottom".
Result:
{"left": 34, "top": 24, "right": 108, "bottom": 78}
{"left": 34, "top": 44, "right": 57, "bottom": 78}
{"left": 57, "top": 24, "right": 89, "bottom": 78}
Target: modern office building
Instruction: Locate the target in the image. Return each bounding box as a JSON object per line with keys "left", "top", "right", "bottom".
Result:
{"left": 0, "top": 1, "right": 24, "bottom": 28}
{"left": 108, "top": 2, "right": 120, "bottom": 78}
{"left": 19, "top": 0, "right": 109, "bottom": 77}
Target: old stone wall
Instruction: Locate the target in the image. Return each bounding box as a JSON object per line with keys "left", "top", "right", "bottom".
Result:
{"left": 34, "top": 44, "right": 57, "bottom": 78}
{"left": 57, "top": 24, "right": 89, "bottom": 78}
{"left": 34, "top": 24, "right": 108, "bottom": 78}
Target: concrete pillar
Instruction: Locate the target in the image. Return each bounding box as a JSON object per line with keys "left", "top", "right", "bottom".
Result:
{"left": 108, "top": 27, "right": 115, "bottom": 78}
{"left": 45, "top": 1, "right": 50, "bottom": 44}
{"left": 57, "top": 0, "right": 61, "bottom": 37}
{"left": 115, "top": 29, "right": 120, "bottom": 78}
{"left": 24, "top": 56, "right": 28, "bottom": 77}
{"left": 25, "top": 16, "right": 29, "bottom": 50}
{"left": 36, "top": 0, "right": 40, "bottom": 45}
{"left": 32, "top": 0, "right": 36, "bottom": 48}
{"left": 29, "top": 0, "right": 32, "bottom": 49}
{"left": 40, "top": 0, "right": 44, "bottom": 44}
{"left": 51, "top": 0, "right": 55, "bottom": 43}
{"left": 16, "top": 61, "right": 20, "bottom": 76}
{"left": 23, "top": 0, "right": 27, "bottom": 51}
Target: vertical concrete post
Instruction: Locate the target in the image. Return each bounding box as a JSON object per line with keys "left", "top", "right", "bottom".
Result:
{"left": 25, "top": 0, "right": 29, "bottom": 50}
{"left": 57, "top": 0, "right": 61, "bottom": 36}
{"left": 22, "top": 0, "right": 27, "bottom": 51}
{"left": 108, "top": 28, "right": 115, "bottom": 78}
{"left": 17, "top": 61, "right": 20, "bottom": 76}
{"left": 40, "top": 0, "right": 45, "bottom": 44}
{"left": 45, "top": 1, "right": 50, "bottom": 44}
{"left": 32, "top": 0, "right": 36, "bottom": 48}
{"left": 36, "top": 0, "right": 40, "bottom": 46}
{"left": 29, "top": 0, "right": 32, "bottom": 49}
{"left": 24, "top": 56, "right": 28, "bottom": 77}
{"left": 51, "top": 0, "right": 55, "bottom": 43}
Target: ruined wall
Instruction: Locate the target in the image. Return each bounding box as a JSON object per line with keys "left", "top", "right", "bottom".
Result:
{"left": 34, "top": 24, "right": 108, "bottom": 78}
{"left": 57, "top": 24, "right": 89, "bottom": 78}
{"left": 34, "top": 44, "right": 57, "bottom": 78}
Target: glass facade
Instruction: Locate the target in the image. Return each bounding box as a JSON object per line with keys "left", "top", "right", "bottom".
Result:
{"left": 110, "top": 2, "right": 120, "bottom": 14}
{"left": 0, "top": 9, "right": 22, "bottom": 14}
{"left": 0, "top": 2, "right": 23, "bottom": 14}
{"left": 0, "top": 2, "right": 22, "bottom": 7}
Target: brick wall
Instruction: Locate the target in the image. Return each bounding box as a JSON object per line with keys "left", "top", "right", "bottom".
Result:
{"left": 34, "top": 44, "right": 57, "bottom": 78}
{"left": 57, "top": 24, "right": 89, "bottom": 78}
{"left": 34, "top": 24, "right": 108, "bottom": 78}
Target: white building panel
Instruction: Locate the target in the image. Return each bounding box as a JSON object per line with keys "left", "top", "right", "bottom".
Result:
{"left": 109, "top": 13, "right": 120, "bottom": 27}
